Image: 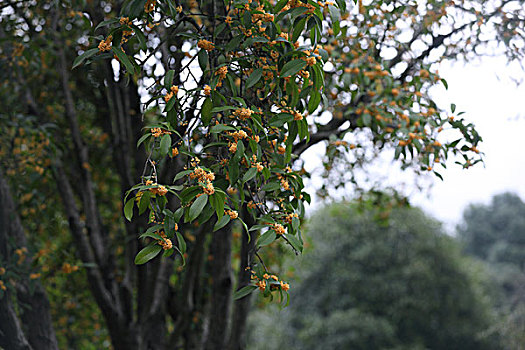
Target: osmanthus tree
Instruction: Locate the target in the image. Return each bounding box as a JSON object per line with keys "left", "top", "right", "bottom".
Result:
{"left": 0, "top": 0, "right": 523, "bottom": 349}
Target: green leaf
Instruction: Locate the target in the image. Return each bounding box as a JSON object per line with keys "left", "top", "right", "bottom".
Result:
{"left": 210, "top": 191, "right": 226, "bottom": 219}
{"left": 214, "top": 214, "right": 230, "bottom": 231}
{"left": 274, "top": 0, "right": 289, "bottom": 13}
{"left": 210, "top": 124, "right": 236, "bottom": 133}
{"left": 134, "top": 245, "right": 162, "bottom": 265}
{"left": 176, "top": 232, "right": 186, "bottom": 253}
{"left": 246, "top": 68, "right": 263, "bottom": 89}
{"left": 198, "top": 49, "right": 208, "bottom": 71}
{"left": 284, "top": 233, "right": 303, "bottom": 253}
{"left": 160, "top": 134, "right": 171, "bottom": 156}
{"left": 211, "top": 106, "right": 235, "bottom": 113}
{"left": 165, "top": 93, "right": 177, "bottom": 112}
{"left": 229, "top": 162, "right": 239, "bottom": 184}
{"left": 164, "top": 69, "right": 175, "bottom": 87}
{"left": 179, "top": 186, "right": 201, "bottom": 204}
{"left": 233, "top": 285, "right": 257, "bottom": 300}
{"left": 292, "top": 17, "right": 307, "bottom": 42}
{"left": 257, "top": 230, "right": 276, "bottom": 247}
{"left": 111, "top": 46, "right": 135, "bottom": 74}
{"left": 441, "top": 78, "right": 448, "bottom": 90}
{"left": 201, "top": 98, "right": 213, "bottom": 126}
{"left": 189, "top": 194, "right": 208, "bottom": 222}
{"left": 124, "top": 198, "right": 134, "bottom": 221}
{"left": 243, "top": 167, "right": 258, "bottom": 183}
{"left": 269, "top": 113, "right": 294, "bottom": 127}
{"left": 280, "top": 59, "right": 307, "bottom": 78}
{"left": 174, "top": 170, "right": 193, "bottom": 182}
{"left": 139, "top": 191, "right": 151, "bottom": 214}
{"left": 72, "top": 48, "right": 99, "bottom": 69}
{"left": 130, "top": 24, "right": 147, "bottom": 51}
{"left": 136, "top": 133, "right": 150, "bottom": 148}
{"left": 308, "top": 90, "right": 321, "bottom": 114}
{"left": 95, "top": 18, "right": 120, "bottom": 31}
{"left": 262, "top": 182, "right": 280, "bottom": 192}
{"left": 225, "top": 35, "right": 244, "bottom": 53}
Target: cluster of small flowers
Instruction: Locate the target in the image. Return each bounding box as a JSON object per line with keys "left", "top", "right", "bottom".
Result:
{"left": 145, "top": 180, "right": 168, "bottom": 196}
{"left": 189, "top": 167, "right": 215, "bottom": 195}
{"left": 0, "top": 267, "right": 5, "bottom": 291}
{"left": 150, "top": 127, "right": 170, "bottom": 138}
{"left": 228, "top": 130, "right": 248, "bottom": 142}
{"left": 226, "top": 210, "right": 238, "bottom": 219}
{"left": 120, "top": 29, "right": 133, "bottom": 45}
{"left": 14, "top": 247, "right": 28, "bottom": 265}
{"left": 305, "top": 56, "right": 316, "bottom": 66}
{"left": 203, "top": 85, "right": 211, "bottom": 96}
{"left": 332, "top": 140, "right": 348, "bottom": 147}
{"left": 284, "top": 212, "right": 299, "bottom": 224}
{"left": 98, "top": 35, "right": 112, "bottom": 52}
{"left": 144, "top": 0, "right": 156, "bottom": 13}
{"left": 215, "top": 66, "right": 228, "bottom": 87}
{"left": 273, "top": 223, "right": 286, "bottom": 235}
{"left": 197, "top": 39, "right": 215, "bottom": 51}
{"left": 164, "top": 86, "right": 179, "bottom": 102}
{"left": 276, "top": 174, "right": 290, "bottom": 190}
{"left": 158, "top": 230, "right": 173, "bottom": 250}
{"left": 233, "top": 108, "right": 252, "bottom": 120}
{"left": 249, "top": 155, "right": 264, "bottom": 172}
{"left": 249, "top": 269, "right": 290, "bottom": 292}
{"left": 62, "top": 262, "right": 79, "bottom": 274}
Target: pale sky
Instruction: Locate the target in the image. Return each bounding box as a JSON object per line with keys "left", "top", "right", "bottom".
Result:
{"left": 302, "top": 55, "right": 525, "bottom": 233}
{"left": 412, "top": 56, "right": 525, "bottom": 230}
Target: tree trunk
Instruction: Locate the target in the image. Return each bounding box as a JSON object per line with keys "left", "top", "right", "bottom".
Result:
{"left": 204, "top": 223, "right": 234, "bottom": 350}
{"left": 0, "top": 169, "right": 59, "bottom": 350}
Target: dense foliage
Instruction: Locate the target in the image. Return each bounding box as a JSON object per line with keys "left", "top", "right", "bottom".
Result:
{"left": 458, "top": 192, "right": 525, "bottom": 348}
{"left": 1, "top": 0, "right": 524, "bottom": 348}
{"left": 249, "top": 203, "right": 499, "bottom": 350}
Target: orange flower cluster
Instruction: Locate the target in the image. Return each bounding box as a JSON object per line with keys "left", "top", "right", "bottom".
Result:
{"left": 145, "top": 180, "right": 168, "bottom": 196}
{"left": 164, "top": 86, "right": 179, "bottom": 102}
{"left": 189, "top": 167, "right": 215, "bottom": 195}
{"left": 62, "top": 262, "right": 79, "bottom": 274}
{"left": 226, "top": 210, "right": 238, "bottom": 219}
{"left": 233, "top": 108, "right": 252, "bottom": 120}
{"left": 197, "top": 39, "right": 215, "bottom": 51}
{"left": 98, "top": 35, "right": 112, "bottom": 52}
{"left": 158, "top": 231, "right": 173, "bottom": 250}
{"left": 150, "top": 127, "right": 170, "bottom": 138}
{"left": 228, "top": 130, "right": 248, "bottom": 142}
{"left": 144, "top": 0, "right": 156, "bottom": 13}
{"left": 273, "top": 223, "right": 286, "bottom": 235}
{"left": 249, "top": 268, "right": 290, "bottom": 292}
{"left": 284, "top": 212, "right": 299, "bottom": 224}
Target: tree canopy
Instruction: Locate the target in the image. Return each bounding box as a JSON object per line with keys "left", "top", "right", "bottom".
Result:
{"left": 249, "top": 203, "right": 499, "bottom": 350}
{"left": 0, "top": 0, "right": 523, "bottom": 348}
{"left": 458, "top": 192, "right": 525, "bottom": 348}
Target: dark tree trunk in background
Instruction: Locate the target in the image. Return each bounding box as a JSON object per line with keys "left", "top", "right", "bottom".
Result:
{"left": 0, "top": 170, "right": 59, "bottom": 350}
{"left": 204, "top": 223, "right": 234, "bottom": 350}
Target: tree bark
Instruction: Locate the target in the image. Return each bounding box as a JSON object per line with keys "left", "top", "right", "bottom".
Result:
{"left": 204, "top": 223, "right": 234, "bottom": 350}
{"left": 0, "top": 169, "right": 59, "bottom": 350}
{"left": 228, "top": 210, "right": 257, "bottom": 350}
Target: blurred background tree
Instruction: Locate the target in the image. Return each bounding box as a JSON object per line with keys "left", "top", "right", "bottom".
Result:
{"left": 248, "top": 202, "right": 500, "bottom": 350}
{"left": 458, "top": 192, "right": 525, "bottom": 349}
